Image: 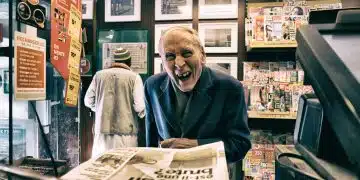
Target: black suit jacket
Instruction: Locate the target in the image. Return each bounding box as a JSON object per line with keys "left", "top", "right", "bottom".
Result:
{"left": 144, "top": 67, "right": 251, "bottom": 163}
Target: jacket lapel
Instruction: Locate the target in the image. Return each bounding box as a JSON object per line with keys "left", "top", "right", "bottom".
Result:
{"left": 159, "top": 77, "right": 182, "bottom": 136}
{"left": 182, "top": 67, "right": 213, "bottom": 135}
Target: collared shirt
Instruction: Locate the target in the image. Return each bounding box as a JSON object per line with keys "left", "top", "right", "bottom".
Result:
{"left": 170, "top": 80, "right": 192, "bottom": 129}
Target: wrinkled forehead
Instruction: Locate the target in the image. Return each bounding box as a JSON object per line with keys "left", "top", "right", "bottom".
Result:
{"left": 163, "top": 29, "right": 203, "bottom": 48}
{"left": 162, "top": 30, "right": 197, "bottom": 46}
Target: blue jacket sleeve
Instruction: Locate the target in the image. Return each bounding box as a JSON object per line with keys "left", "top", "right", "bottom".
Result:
{"left": 144, "top": 81, "right": 159, "bottom": 147}
{"left": 198, "top": 85, "right": 251, "bottom": 163}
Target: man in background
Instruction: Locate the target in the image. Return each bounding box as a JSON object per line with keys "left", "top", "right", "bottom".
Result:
{"left": 85, "top": 47, "right": 145, "bottom": 158}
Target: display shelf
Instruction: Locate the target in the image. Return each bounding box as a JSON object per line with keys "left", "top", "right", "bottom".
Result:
{"left": 246, "top": 46, "right": 297, "bottom": 53}
{"left": 246, "top": 47, "right": 297, "bottom": 62}
{"left": 248, "top": 110, "right": 297, "bottom": 120}
{"left": 247, "top": 42, "right": 297, "bottom": 51}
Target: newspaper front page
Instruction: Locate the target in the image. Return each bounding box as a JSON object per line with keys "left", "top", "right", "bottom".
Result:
{"left": 62, "top": 142, "right": 229, "bottom": 180}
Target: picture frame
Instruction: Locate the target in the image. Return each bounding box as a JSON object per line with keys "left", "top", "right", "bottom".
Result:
{"left": 198, "top": 0, "right": 238, "bottom": 19}
{"left": 97, "top": 30, "right": 149, "bottom": 73}
{"left": 102, "top": 42, "right": 148, "bottom": 74}
{"left": 198, "top": 22, "right": 238, "bottom": 53}
{"left": 105, "top": 0, "right": 141, "bottom": 22}
{"left": 154, "top": 23, "right": 193, "bottom": 54}
{"left": 153, "top": 57, "right": 238, "bottom": 79}
{"left": 155, "top": 0, "right": 193, "bottom": 21}
{"left": 154, "top": 57, "right": 163, "bottom": 74}
{"left": 206, "top": 57, "right": 238, "bottom": 78}
{"left": 82, "top": 0, "right": 93, "bottom": 20}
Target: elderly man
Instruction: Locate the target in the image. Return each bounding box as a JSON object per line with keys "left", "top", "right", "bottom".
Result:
{"left": 144, "top": 26, "right": 251, "bottom": 166}
{"left": 85, "top": 47, "right": 145, "bottom": 158}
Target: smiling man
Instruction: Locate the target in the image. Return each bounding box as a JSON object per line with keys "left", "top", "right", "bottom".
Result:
{"left": 144, "top": 27, "right": 251, "bottom": 165}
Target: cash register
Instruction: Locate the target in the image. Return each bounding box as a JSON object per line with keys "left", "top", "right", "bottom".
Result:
{"left": 275, "top": 8, "right": 360, "bottom": 179}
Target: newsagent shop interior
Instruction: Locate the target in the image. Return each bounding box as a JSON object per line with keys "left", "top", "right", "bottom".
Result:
{"left": 0, "top": 0, "right": 359, "bottom": 179}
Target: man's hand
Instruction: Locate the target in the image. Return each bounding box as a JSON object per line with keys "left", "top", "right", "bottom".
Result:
{"left": 160, "top": 138, "right": 198, "bottom": 149}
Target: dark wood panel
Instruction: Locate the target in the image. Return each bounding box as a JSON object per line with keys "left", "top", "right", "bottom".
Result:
{"left": 79, "top": 77, "right": 94, "bottom": 163}
{"left": 238, "top": 0, "right": 246, "bottom": 81}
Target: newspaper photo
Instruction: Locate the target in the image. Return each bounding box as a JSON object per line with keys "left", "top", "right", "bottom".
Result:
{"left": 62, "top": 142, "right": 229, "bottom": 180}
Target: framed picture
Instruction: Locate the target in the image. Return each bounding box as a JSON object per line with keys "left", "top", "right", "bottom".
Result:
{"left": 206, "top": 57, "right": 238, "bottom": 78}
{"left": 154, "top": 23, "right": 192, "bottom": 54}
{"left": 199, "top": 0, "right": 238, "bottom": 19}
{"left": 155, "top": 0, "right": 193, "bottom": 21}
{"left": 154, "top": 57, "right": 163, "bottom": 74}
{"left": 102, "top": 42, "right": 148, "bottom": 74}
{"left": 153, "top": 57, "right": 238, "bottom": 79}
{"left": 82, "top": 0, "right": 93, "bottom": 20}
{"left": 105, "top": 0, "right": 141, "bottom": 22}
{"left": 198, "top": 22, "right": 238, "bottom": 53}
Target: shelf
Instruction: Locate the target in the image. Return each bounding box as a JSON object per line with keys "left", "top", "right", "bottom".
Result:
{"left": 248, "top": 111, "right": 297, "bottom": 120}
{"left": 246, "top": 45, "right": 297, "bottom": 62}
{"left": 247, "top": 41, "right": 297, "bottom": 51}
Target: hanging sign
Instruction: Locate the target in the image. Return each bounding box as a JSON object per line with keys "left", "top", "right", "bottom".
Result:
{"left": 64, "top": 67, "right": 80, "bottom": 106}
{"left": 50, "top": 0, "right": 82, "bottom": 79}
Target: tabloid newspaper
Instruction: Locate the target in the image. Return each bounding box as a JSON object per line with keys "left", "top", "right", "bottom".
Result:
{"left": 62, "top": 142, "right": 229, "bottom": 180}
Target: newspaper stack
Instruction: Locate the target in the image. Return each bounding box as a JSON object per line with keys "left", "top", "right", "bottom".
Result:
{"left": 62, "top": 142, "right": 229, "bottom": 180}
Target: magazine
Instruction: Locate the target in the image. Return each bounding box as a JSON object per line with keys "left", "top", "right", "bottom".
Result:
{"left": 62, "top": 142, "right": 228, "bottom": 180}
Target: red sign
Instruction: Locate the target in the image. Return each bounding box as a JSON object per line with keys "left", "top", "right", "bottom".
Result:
{"left": 50, "top": 0, "right": 81, "bottom": 79}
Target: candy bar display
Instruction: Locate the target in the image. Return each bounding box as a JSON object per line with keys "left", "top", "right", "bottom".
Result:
{"left": 245, "top": 0, "right": 342, "bottom": 47}
{"left": 243, "top": 62, "right": 313, "bottom": 118}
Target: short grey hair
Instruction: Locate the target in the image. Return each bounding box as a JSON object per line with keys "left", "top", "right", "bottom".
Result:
{"left": 158, "top": 26, "right": 205, "bottom": 56}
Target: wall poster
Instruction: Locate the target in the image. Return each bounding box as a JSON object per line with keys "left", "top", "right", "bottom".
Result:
{"left": 198, "top": 22, "right": 238, "bottom": 53}
{"left": 82, "top": 0, "right": 93, "bottom": 19}
{"left": 50, "top": 0, "right": 82, "bottom": 79}
{"left": 154, "top": 23, "right": 192, "bottom": 54}
{"left": 155, "top": 0, "right": 193, "bottom": 21}
{"left": 198, "top": 0, "right": 238, "bottom": 19}
{"left": 14, "top": 31, "right": 46, "bottom": 100}
{"left": 98, "top": 30, "right": 149, "bottom": 74}
{"left": 64, "top": 67, "right": 80, "bottom": 107}
{"left": 102, "top": 43, "right": 148, "bottom": 74}
{"left": 104, "top": 0, "right": 141, "bottom": 22}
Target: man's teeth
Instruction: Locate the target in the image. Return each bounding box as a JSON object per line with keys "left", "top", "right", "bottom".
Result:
{"left": 178, "top": 72, "right": 190, "bottom": 77}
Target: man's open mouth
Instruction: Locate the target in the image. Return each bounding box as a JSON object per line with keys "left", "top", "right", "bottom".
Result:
{"left": 176, "top": 72, "right": 192, "bottom": 81}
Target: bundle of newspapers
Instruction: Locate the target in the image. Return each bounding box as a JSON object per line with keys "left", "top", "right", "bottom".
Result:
{"left": 62, "top": 142, "right": 229, "bottom": 180}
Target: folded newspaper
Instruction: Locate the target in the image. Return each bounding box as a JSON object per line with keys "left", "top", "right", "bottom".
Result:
{"left": 62, "top": 142, "right": 229, "bottom": 180}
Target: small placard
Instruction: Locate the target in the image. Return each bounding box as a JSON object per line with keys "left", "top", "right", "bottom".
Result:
{"left": 65, "top": 67, "right": 80, "bottom": 107}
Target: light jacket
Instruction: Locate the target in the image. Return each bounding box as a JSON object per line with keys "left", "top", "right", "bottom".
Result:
{"left": 85, "top": 64, "right": 145, "bottom": 135}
